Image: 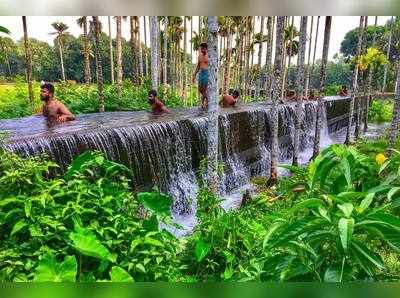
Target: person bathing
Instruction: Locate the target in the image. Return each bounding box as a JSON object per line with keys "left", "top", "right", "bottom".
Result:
{"left": 220, "top": 90, "right": 240, "bottom": 107}
{"left": 147, "top": 89, "right": 170, "bottom": 114}
{"left": 192, "top": 42, "right": 209, "bottom": 109}
{"left": 40, "top": 83, "right": 75, "bottom": 124}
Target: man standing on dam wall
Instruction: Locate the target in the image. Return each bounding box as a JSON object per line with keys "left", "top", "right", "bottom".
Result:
{"left": 192, "top": 42, "right": 209, "bottom": 110}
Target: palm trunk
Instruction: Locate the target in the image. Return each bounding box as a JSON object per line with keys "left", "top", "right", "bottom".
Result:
{"left": 4, "top": 47, "right": 11, "bottom": 76}
{"left": 222, "top": 27, "right": 232, "bottom": 94}
{"left": 312, "top": 16, "right": 332, "bottom": 158}
{"left": 207, "top": 16, "right": 219, "bottom": 192}
{"left": 116, "top": 16, "right": 123, "bottom": 100}
{"left": 280, "top": 17, "right": 288, "bottom": 100}
{"left": 182, "top": 17, "right": 187, "bottom": 101}
{"left": 108, "top": 16, "right": 114, "bottom": 84}
{"left": 345, "top": 16, "right": 365, "bottom": 145}
{"left": 310, "top": 16, "right": 320, "bottom": 92}
{"left": 144, "top": 16, "right": 148, "bottom": 77}
{"left": 130, "top": 17, "right": 139, "bottom": 85}
{"left": 82, "top": 17, "right": 91, "bottom": 84}
{"left": 58, "top": 40, "right": 66, "bottom": 81}
{"left": 163, "top": 16, "right": 168, "bottom": 85}
{"left": 93, "top": 16, "right": 105, "bottom": 112}
{"left": 255, "top": 16, "right": 265, "bottom": 99}
{"left": 383, "top": 16, "right": 394, "bottom": 93}
{"left": 137, "top": 17, "right": 143, "bottom": 80}
{"left": 304, "top": 16, "right": 314, "bottom": 96}
{"left": 150, "top": 16, "right": 159, "bottom": 90}
{"left": 22, "top": 16, "right": 33, "bottom": 104}
{"left": 293, "top": 16, "right": 308, "bottom": 166}
{"left": 270, "top": 16, "right": 285, "bottom": 185}
{"left": 389, "top": 61, "right": 400, "bottom": 153}
{"left": 265, "top": 16, "right": 274, "bottom": 99}
{"left": 285, "top": 16, "right": 295, "bottom": 89}
{"left": 244, "top": 17, "right": 251, "bottom": 98}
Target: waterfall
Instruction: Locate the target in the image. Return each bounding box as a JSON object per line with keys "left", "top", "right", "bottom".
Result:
{"left": 1, "top": 98, "right": 351, "bottom": 230}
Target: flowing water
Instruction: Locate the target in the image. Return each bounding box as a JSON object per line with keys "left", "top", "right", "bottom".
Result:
{"left": 0, "top": 96, "right": 388, "bottom": 236}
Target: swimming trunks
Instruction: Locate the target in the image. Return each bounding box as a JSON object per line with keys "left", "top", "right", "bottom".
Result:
{"left": 198, "top": 69, "right": 209, "bottom": 88}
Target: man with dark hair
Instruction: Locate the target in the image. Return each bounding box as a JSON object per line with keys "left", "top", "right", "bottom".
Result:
{"left": 192, "top": 42, "right": 209, "bottom": 109}
{"left": 220, "top": 90, "right": 240, "bottom": 107}
{"left": 339, "top": 85, "right": 349, "bottom": 96}
{"left": 148, "top": 89, "right": 169, "bottom": 114}
{"left": 40, "top": 82, "right": 75, "bottom": 124}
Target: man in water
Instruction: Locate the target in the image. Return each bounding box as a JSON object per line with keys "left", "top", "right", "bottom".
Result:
{"left": 220, "top": 90, "right": 240, "bottom": 107}
{"left": 40, "top": 83, "right": 75, "bottom": 124}
{"left": 148, "top": 89, "right": 169, "bottom": 114}
{"left": 192, "top": 42, "right": 209, "bottom": 109}
{"left": 339, "top": 85, "right": 349, "bottom": 96}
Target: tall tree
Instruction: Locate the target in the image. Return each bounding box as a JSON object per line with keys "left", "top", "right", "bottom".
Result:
{"left": 382, "top": 16, "right": 394, "bottom": 93}
{"left": 255, "top": 16, "right": 265, "bottom": 99}
{"left": 222, "top": 17, "right": 233, "bottom": 94}
{"left": 150, "top": 16, "right": 159, "bottom": 90}
{"left": 182, "top": 16, "right": 188, "bottom": 100}
{"left": 130, "top": 16, "right": 139, "bottom": 85}
{"left": 22, "top": 16, "right": 33, "bottom": 103}
{"left": 312, "top": 16, "right": 332, "bottom": 158}
{"left": 207, "top": 16, "right": 219, "bottom": 192}
{"left": 264, "top": 16, "right": 274, "bottom": 99}
{"left": 136, "top": 17, "right": 144, "bottom": 80}
{"left": 92, "top": 16, "right": 105, "bottom": 112}
{"left": 345, "top": 16, "right": 365, "bottom": 145}
{"left": 309, "top": 16, "right": 320, "bottom": 92}
{"left": 143, "top": 16, "right": 148, "bottom": 77}
{"left": 163, "top": 16, "right": 168, "bottom": 85}
{"left": 77, "top": 17, "right": 91, "bottom": 84}
{"left": 304, "top": 16, "right": 314, "bottom": 97}
{"left": 292, "top": 17, "right": 308, "bottom": 166}
{"left": 107, "top": 16, "right": 115, "bottom": 84}
{"left": 116, "top": 16, "right": 123, "bottom": 100}
{"left": 269, "top": 16, "right": 285, "bottom": 185}
{"left": 50, "top": 22, "right": 69, "bottom": 81}
{"left": 389, "top": 61, "right": 400, "bottom": 153}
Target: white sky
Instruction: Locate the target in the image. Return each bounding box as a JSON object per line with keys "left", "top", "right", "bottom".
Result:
{"left": 0, "top": 16, "right": 392, "bottom": 64}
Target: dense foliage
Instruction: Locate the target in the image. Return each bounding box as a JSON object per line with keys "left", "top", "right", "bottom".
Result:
{"left": 1, "top": 137, "right": 400, "bottom": 282}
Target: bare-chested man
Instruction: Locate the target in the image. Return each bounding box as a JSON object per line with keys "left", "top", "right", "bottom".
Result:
{"left": 40, "top": 83, "right": 75, "bottom": 124}
{"left": 192, "top": 42, "right": 209, "bottom": 109}
{"left": 148, "top": 89, "right": 169, "bottom": 114}
{"left": 220, "top": 90, "right": 240, "bottom": 107}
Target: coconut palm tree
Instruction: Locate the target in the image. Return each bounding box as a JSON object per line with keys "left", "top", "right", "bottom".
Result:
{"left": 22, "top": 16, "right": 33, "bottom": 103}
{"left": 182, "top": 16, "right": 188, "bottom": 100}
{"left": 162, "top": 16, "right": 168, "bottom": 85}
{"left": 106, "top": 16, "right": 115, "bottom": 84}
{"left": 92, "top": 16, "right": 105, "bottom": 112}
{"left": 264, "top": 16, "right": 274, "bottom": 98}
{"left": 270, "top": 16, "right": 285, "bottom": 185}
{"left": 309, "top": 16, "right": 320, "bottom": 92}
{"left": 136, "top": 17, "right": 143, "bottom": 79}
{"left": 130, "top": 16, "right": 140, "bottom": 85}
{"left": 254, "top": 16, "right": 265, "bottom": 99}
{"left": 304, "top": 16, "right": 314, "bottom": 96}
{"left": 115, "top": 16, "right": 124, "bottom": 101}
{"left": 50, "top": 22, "right": 69, "bottom": 81}
{"left": 143, "top": 16, "right": 149, "bottom": 77}
{"left": 312, "top": 16, "right": 332, "bottom": 158}
{"left": 364, "top": 16, "right": 379, "bottom": 132}
{"left": 77, "top": 17, "right": 91, "bottom": 84}
{"left": 345, "top": 16, "right": 365, "bottom": 145}
{"left": 150, "top": 16, "right": 159, "bottom": 90}
{"left": 292, "top": 16, "right": 308, "bottom": 166}
{"left": 382, "top": 16, "right": 394, "bottom": 93}
{"left": 207, "top": 16, "right": 219, "bottom": 192}
{"left": 219, "top": 16, "right": 234, "bottom": 95}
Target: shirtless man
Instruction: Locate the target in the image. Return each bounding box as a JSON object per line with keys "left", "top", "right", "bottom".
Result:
{"left": 148, "top": 89, "right": 169, "bottom": 114}
{"left": 192, "top": 42, "right": 209, "bottom": 109}
{"left": 40, "top": 83, "right": 75, "bottom": 124}
{"left": 220, "top": 90, "right": 240, "bottom": 107}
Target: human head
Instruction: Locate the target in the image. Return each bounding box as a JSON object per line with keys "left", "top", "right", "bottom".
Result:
{"left": 40, "top": 83, "right": 55, "bottom": 102}
{"left": 148, "top": 89, "right": 157, "bottom": 103}
{"left": 200, "top": 42, "right": 207, "bottom": 55}
{"left": 232, "top": 90, "right": 240, "bottom": 99}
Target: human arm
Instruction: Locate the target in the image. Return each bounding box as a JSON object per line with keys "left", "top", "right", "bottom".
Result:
{"left": 192, "top": 60, "right": 200, "bottom": 83}
{"left": 57, "top": 102, "right": 75, "bottom": 123}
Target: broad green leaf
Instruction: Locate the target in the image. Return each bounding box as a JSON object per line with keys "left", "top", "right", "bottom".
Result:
{"left": 358, "top": 193, "right": 375, "bottom": 214}
{"left": 338, "top": 203, "right": 353, "bottom": 218}
{"left": 69, "top": 227, "right": 116, "bottom": 262}
{"left": 379, "top": 159, "right": 391, "bottom": 174}
{"left": 137, "top": 192, "right": 172, "bottom": 217}
{"left": 340, "top": 158, "right": 352, "bottom": 188}
{"left": 288, "top": 198, "right": 323, "bottom": 214}
{"left": 34, "top": 254, "right": 77, "bottom": 282}
{"left": 263, "top": 221, "right": 285, "bottom": 249}
{"left": 24, "top": 200, "right": 32, "bottom": 218}
{"left": 65, "top": 151, "right": 97, "bottom": 180}
{"left": 110, "top": 266, "right": 134, "bottom": 282}
{"left": 324, "top": 266, "right": 341, "bottom": 282}
{"left": 135, "top": 263, "right": 146, "bottom": 273}
{"left": 195, "top": 239, "right": 211, "bottom": 262}
{"left": 352, "top": 240, "right": 385, "bottom": 273}
{"left": 10, "top": 220, "right": 28, "bottom": 236}
{"left": 388, "top": 187, "right": 400, "bottom": 201}
{"left": 318, "top": 206, "right": 331, "bottom": 222}
{"left": 338, "top": 217, "right": 354, "bottom": 253}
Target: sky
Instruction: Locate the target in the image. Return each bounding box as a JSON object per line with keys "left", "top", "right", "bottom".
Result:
{"left": 0, "top": 16, "right": 392, "bottom": 64}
